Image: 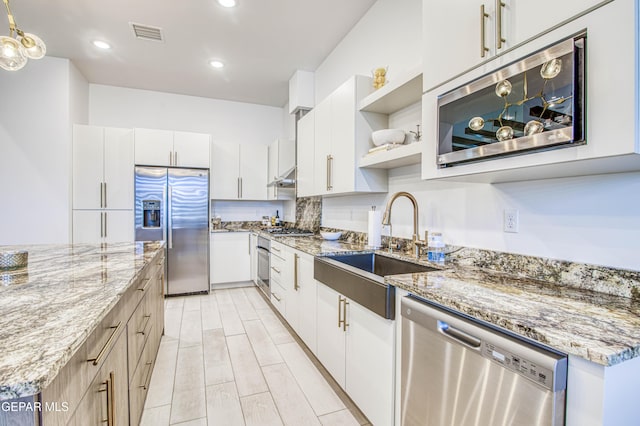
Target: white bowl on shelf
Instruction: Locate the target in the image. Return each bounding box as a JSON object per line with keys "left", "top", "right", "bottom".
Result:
{"left": 320, "top": 231, "right": 342, "bottom": 240}
{"left": 372, "top": 129, "right": 406, "bottom": 146}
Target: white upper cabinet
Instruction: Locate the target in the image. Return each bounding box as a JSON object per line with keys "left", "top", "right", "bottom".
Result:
{"left": 422, "top": 0, "right": 640, "bottom": 182}
{"left": 296, "top": 111, "right": 315, "bottom": 198}
{"left": 134, "top": 128, "right": 210, "bottom": 168}
{"left": 173, "top": 131, "right": 211, "bottom": 168}
{"left": 133, "top": 128, "right": 174, "bottom": 167}
{"left": 210, "top": 141, "right": 268, "bottom": 200}
{"left": 423, "top": 0, "right": 609, "bottom": 91}
{"left": 240, "top": 144, "right": 268, "bottom": 200}
{"left": 311, "top": 75, "right": 388, "bottom": 197}
{"left": 277, "top": 138, "right": 295, "bottom": 176}
{"left": 73, "top": 125, "right": 133, "bottom": 210}
{"left": 210, "top": 141, "right": 240, "bottom": 199}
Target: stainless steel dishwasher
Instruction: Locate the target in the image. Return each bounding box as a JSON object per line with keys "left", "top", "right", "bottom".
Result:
{"left": 401, "top": 296, "right": 568, "bottom": 426}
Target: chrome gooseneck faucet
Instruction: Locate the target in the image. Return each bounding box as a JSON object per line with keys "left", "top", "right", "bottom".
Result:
{"left": 382, "top": 191, "right": 427, "bottom": 258}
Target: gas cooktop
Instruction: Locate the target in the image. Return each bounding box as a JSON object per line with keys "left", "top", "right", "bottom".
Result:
{"left": 266, "top": 228, "right": 314, "bottom": 237}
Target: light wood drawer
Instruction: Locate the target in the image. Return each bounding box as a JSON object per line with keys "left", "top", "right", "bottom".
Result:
{"left": 129, "top": 327, "right": 156, "bottom": 426}
{"left": 127, "top": 290, "right": 153, "bottom": 384}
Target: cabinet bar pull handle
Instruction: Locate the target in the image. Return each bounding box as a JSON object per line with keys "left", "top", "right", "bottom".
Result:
{"left": 169, "top": 151, "right": 173, "bottom": 166}
{"left": 104, "top": 211, "right": 107, "bottom": 239}
{"left": 99, "top": 371, "right": 115, "bottom": 426}
{"left": 140, "top": 361, "right": 153, "bottom": 390}
{"left": 271, "top": 266, "right": 281, "bottom": 274}
{"left": 138, "top": 277, "right": 151, "bottom": 292}
{"left": 100, "top": 182, "right": 104, "bottom": 208}
{"left": 174, "top": 151, "right": 178, "bottom": 166}
{"left": 326, "top": 155, "right": 334, "bottom": 191}
{"left": 272, "top": 292, "right": 281, "bottom": 302}
{"left": 237, "top": 177, "right": 241, "bottom": 198}
{"left": 294, "top": 254, "right": 299, "bottom": 291}
{"left": 88, "top": 321, "right": 123, "bottom": 366}
{"left": 342, "top": 299, "right": 349, "bottom": 331}
{"left": 496, "top": 0, "right": 506, "bottom": 49}
{"left": 137, "top": 314, "right": 152, "bottom": 335}
{"left": 168, "top": 185, "right": 173, "bottom": 249}
{"left": 337, "top": 296, "right": 344, "bottom": 328}
{"left": 103, "top": 182, "right": 107, "bottom": 208}
{"left": 271, "top": 247, "right": 281, "bottom": 253}
{"left": 240, "top": 177, "right": 243, "bottom": 198}
{"left": 480, "top": 4, "right": 489, "bottom": 57}
{"left": 100, "top": 212, "right": 104, "bottom": 238}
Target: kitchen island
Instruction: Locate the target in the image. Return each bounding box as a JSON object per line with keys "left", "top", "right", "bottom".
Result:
{"left": 0, "top": 241, "right": 165, "bottom": 425}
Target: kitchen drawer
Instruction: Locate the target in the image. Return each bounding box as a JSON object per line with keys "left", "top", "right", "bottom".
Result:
{"left": 127, "top": 288, "right": 153, "bottom": 384}
{"left": 42, "top": 306, "right": 127, "bottom": 426}
{"left": 129, "top": 326, "right": 157, "bottom": 426}
{"left": 270, "top": 281, "right": 286, "bottom": 317}
{"left": 270, "top": 241, "right": 286, "bottom": 258}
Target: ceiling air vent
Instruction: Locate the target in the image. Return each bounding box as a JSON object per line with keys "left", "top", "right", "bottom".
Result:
{"left": 130, "top": 23, "right": 164, "bottom": 42}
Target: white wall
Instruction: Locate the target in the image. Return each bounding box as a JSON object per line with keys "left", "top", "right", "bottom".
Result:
{"left": 89, "top": 84, "right": 282, "bottom": 146}
{"left": 317, "top": 0, "right": 640, "bottom": 270}
{"left": 313, "top": 0, "right": 423, "bottom": 101}
{"left": 0, "top": 57, "right": 88, "bottom": 245}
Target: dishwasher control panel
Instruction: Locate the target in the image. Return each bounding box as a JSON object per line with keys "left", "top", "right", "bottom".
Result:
{"left": 483, "top": 342, "right": 554, "bottom": 389}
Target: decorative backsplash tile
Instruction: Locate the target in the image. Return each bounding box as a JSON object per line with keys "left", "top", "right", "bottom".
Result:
{"left": 295, "top": 196, "right": 322, "bottom": 232}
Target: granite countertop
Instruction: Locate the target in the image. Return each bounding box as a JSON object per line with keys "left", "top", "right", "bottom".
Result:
{"left": 267, "top": 234, "right": 640, "bottom": 367}
{"left": 0, "top": 241, "right": 164, "bottom": 400}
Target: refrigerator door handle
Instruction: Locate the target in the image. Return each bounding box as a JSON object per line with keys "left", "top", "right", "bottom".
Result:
{"left": 168, "top": 185, "right": 173, "bottom": 249}
{"left": 162, "top": 186, "right": 167, "bottom": 243}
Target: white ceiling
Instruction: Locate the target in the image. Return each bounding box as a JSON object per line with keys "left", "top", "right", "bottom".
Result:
{"left": 10, "top": 0, "right": 377, "bottom": 107}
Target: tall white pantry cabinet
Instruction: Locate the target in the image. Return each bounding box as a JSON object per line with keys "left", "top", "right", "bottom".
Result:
{"left": 72, "top": 125, "right": 134, "bottom": 244}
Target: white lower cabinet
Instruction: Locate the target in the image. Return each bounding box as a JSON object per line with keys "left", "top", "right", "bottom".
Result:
{"left": 72, "top": 210, "right": 134, "bottom": 244}
{"left": 250, "top": 233, "right": 258, "bottom": 284}
{"left": 316, "top": 282, "right": 395, "bottom": 426}
{"left": 286, "top": 250, "right": 317, "bottom": 354}
{"left": 210, "top": 232, "right": 251, "bottom": 285}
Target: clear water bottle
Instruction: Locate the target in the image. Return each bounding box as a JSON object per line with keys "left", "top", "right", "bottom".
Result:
{"left": 427, "top": 232, "right": 445, "bottom": 264}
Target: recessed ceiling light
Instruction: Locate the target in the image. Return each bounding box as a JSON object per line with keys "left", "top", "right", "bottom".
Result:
{"left": 92, "top": 40, "right": 111, "bottom": 50}
{"left": 209, "top": 60, "right": 225, "bottom": 69}
{"left": 217, "top": 0, "right": 237, "bottom": 8}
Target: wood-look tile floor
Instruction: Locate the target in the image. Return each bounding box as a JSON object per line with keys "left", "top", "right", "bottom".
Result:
{"left": 141, "top": 286, "right": 370, "bottom": 426}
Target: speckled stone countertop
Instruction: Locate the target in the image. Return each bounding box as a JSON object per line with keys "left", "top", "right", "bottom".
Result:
{"left": 267, "top": 235, "right": 640, "bottom": 367}
{"left": 0, "top": 241, "right": 164, "bottom": 400}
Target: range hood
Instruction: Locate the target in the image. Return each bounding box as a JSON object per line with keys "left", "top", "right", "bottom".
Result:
{"left": 267, "top": 166, "right": 296, "bottom": 188}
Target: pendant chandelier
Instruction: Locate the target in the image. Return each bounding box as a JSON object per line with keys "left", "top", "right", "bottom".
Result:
{"left": 1, "top": 0, "right": 46, "bottom": 71}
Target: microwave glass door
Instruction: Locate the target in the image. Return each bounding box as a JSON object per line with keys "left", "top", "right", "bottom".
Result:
{"left": 437, "top": 35, "right": 585, "bottom": 168}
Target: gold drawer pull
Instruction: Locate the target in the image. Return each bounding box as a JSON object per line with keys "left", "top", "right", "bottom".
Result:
{"left": 137, "top": 314, "right": 152, "bottom": 335}
{"left": 137, "top": 278, "right": 151, "bottom": 292}
{"left": 88, "top": 322, "right": 122, "bottom": 366}
{"left": 140, "top": 361, "right": 153, "bottom": 390}
{"left": 99, "top": 371, "right": 115, "bottom": 426}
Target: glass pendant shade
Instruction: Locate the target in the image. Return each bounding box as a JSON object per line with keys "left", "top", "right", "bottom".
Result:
{"left": 496, "top": 126, "right": 514, "bottom": 141}
{"left": 540, "top": 58, "right": 562, "bottom": 79}
{"left": 495, "top": 80, "right": 512, "bottom": 97}
{"left": 524, "top": 120, "right": 545, "bottom": 136}
{"left": 0, "top": 35, "right": 27, "bottom": 70}
{"left": 20, "top": 32, "right": 46, "bottom": 59}
{"left": 468, "top": 116, "right": 485, "bottom": 131}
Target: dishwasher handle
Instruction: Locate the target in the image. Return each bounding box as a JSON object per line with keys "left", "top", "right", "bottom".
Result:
{"left": 438, "top": 320, "right": 482, "bottom": 350}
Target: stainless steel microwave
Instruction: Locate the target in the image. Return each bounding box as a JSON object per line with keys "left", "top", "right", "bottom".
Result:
{"left": 437, "top": 34, "right": 586, "bottom": 168}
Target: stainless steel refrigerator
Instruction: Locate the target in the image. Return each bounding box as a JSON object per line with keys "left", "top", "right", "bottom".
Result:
{"left": 135, "top": 166, "right": 209, "bottom": 295}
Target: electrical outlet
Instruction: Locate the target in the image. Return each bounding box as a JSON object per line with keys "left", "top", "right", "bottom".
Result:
{"left": 504, "top": 209, "right": 519, "bottom": 233}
